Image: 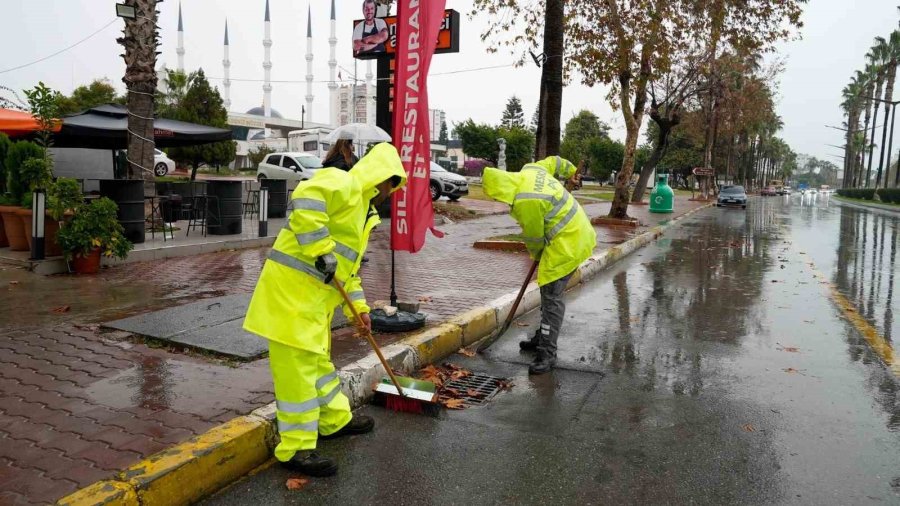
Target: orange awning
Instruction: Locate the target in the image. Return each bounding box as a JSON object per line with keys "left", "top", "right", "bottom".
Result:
{"left": 0, "top": 108, "right": 61, "bottom": 138}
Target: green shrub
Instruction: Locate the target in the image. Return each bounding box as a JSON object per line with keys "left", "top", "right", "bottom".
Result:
{"left": 837, "top": 188, "right": 877, "bottom": 200}
{"left": 48, "top": 178, "right": 83, "bottom": 220}
{"left": 5, "top": 141, "right": 45, "bottom": 203}
{"left": 0, "top": 133, "right": 10, "bottom": 194}
{"left": 876, "top": 188, "right": 900, "bottom": 204}
{"left": 56, "top": 197, "right": 132, "bottom": 261}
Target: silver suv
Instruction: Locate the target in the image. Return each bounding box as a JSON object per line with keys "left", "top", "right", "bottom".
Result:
{"left": 256, "top": 152, "right": 323, "bottom": 189}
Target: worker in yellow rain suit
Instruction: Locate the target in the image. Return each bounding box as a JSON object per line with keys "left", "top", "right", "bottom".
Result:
{"left": 482, "top": 161, "right": 596, "bottom": 374}
{"left": 244, "top": 143, "right": 406, "bottom": 476}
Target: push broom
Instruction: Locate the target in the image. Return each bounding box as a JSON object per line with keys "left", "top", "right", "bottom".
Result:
{"left": 332, "top": 278, "right": 440, "bottom": 416}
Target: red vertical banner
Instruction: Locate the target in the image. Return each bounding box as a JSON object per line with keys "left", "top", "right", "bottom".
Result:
{"left": 391, "top": 0, "right": 447, "bottom": 253}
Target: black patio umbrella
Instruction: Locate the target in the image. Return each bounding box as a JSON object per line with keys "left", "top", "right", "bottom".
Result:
{"left": 52, "top": 104, "right": 232, "bottom": 149}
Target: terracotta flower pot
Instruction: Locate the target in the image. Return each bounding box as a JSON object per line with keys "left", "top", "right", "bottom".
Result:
{"left": 0, "top": 214, "right": 7, "bottom": 248}
{"left": 0, "top": 206, "right": 28, "bottom": 251}
{"left": 14, "top": 208, "right": 65, "bottom": 257}
{"left": 71, "top": 247, "right": 102, "bottom": 274}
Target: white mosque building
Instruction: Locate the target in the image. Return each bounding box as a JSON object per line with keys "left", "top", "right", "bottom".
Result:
{"left": 160, "top": 0, "right": 378, "bottom": 168}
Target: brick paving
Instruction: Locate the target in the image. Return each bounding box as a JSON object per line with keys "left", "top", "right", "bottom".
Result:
{"left": 0, "top": 196, "right": 705, "bottom": 504}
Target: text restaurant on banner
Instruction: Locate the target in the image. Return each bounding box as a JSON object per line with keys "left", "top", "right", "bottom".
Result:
{"left": 391, "top": 0, "right": 447, "bottom": 253}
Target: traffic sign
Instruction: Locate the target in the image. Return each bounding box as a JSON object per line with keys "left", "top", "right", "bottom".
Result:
{"left": 692, "top": 167, "right": 714, "bottom": 176}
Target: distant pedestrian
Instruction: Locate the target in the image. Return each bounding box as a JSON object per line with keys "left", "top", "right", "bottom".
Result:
{"left": 481, "top": 156, "right": 596, "bottom": 374}
{"left": 244, "top": 143, "right": 406, "bottom": 476}
{"left": 322, "top": 139, "right": 359, "bottom": 171}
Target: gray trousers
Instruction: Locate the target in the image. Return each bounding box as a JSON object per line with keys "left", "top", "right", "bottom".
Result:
{"left": 532, "top": 272, "right": 573, "bottom": 357}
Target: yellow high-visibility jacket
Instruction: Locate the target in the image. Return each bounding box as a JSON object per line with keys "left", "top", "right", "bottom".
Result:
{"left": 523, "top": 156, "right": 578, "bottom": 180}
{"left": 483, "top": 167, "right": 595, "bottom": 286}
{"left": 243, "top": 143, "right": 407, "bottom": 354}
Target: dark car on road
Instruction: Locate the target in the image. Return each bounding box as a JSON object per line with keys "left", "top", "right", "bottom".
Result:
{"left": 717, "top": 185, "right": 747, "bottom": 209}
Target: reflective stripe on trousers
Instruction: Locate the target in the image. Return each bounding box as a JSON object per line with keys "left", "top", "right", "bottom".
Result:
{"left": 269, "top": 341, "right": 352, "bottom": 460}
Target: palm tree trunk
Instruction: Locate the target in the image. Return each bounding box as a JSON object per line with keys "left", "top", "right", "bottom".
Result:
{"left": 878, "top": 62, "right": 897, "bottom": 188}
{"left": 867, "top": 78, "right": 884, "bottom": 186}
{"left": 533, "top": 0, "right": 563, "bottom": 159}
{"left": 117, "top": 0, "right": 158, "bottom": 198}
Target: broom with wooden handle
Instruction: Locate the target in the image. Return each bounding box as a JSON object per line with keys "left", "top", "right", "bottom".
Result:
{"left": 332, "top": 278, "right": 436, "bottom": 414}
{"left": 475, "top": 259, "right": 539, "bottom": 353}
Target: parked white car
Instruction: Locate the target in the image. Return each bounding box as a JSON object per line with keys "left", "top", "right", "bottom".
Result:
{"left": 154, "top": 149, "right": 175, "bottom": 176}
{"left": 256, "top": 152, "right": 323, "bottom": 189}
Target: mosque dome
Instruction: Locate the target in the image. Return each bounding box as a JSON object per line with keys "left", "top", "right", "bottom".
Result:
{"left": 245, "top": 106, "right": 283, "bottom": 119}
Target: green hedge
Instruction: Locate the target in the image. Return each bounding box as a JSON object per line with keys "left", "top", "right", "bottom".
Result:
{"left": 836, "top": 188, "right": 877, "bottom": 200}
{"left": 876, "top": 188, "right": 900, "bottom": 204}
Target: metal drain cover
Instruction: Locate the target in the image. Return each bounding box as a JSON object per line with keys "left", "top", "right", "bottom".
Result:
{"left": 439, "top": 372, "right": 507, "bottom": 407}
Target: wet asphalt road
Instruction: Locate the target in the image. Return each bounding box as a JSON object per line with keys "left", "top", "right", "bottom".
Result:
{"left": 205, "top": 195, "right": 900, "bottom": 505}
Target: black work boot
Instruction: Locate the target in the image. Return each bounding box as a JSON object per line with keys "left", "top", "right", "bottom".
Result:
{"left": 528, "top": 352, "right": 556, "bottom": 375}
{"left": 319, "top": 415, "right": 375, "bottom": 440}
{"left": 281, "top": 451, "right": 338, "bottom": 477}
{"left": 519, "top": 331, "right": 541, "bottom": 352}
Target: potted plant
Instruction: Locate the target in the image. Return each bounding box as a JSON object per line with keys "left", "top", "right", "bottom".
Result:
{"left": 1, "top": 140, "right": 44, "bottom": 251}
{"left": 0, "top": 133, "right": 10, "bottom": 247}
{"left": 57, "top": 197, "right": 133, "bottom": 274}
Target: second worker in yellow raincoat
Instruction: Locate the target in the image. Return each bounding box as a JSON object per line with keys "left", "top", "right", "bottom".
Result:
{"left": 482, "top": 158, "right": 596, "bottom": 374}
{"left": 244, "top": 143, "right": 407, "bottom": 477}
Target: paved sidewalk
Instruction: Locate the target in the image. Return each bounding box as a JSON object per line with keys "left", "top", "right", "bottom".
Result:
{"left": 0, "top": 196, "right": 705, "bottom": 504}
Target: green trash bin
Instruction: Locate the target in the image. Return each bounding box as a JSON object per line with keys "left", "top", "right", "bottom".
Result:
{"left": 649, "top": 174, "right": 674, "bottom": 213}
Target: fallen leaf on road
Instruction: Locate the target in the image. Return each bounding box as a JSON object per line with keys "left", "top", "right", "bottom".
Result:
{"left": 443, "top": 363, "right": 463, "bottom": 371}
{"left": 443, "top": 387, "right": 461, "bottom": 397}
{"left": 497, "top": 379, "right": 514, "bottom": 391}
{"left": 450, "top": 369, "right": 472, "bottom": 380}
{"left": 466, "top": 388, "right": 484, "bottom": 398}
{"left": 418, "top": 365, "right": 445, "bottom": 387}
{"left": 418, "top": 296, "right": 433, "bottom": 303}
{"left": 776, "top": 343, "right": 800, "bottom": 353}
{"left": 285, "top": 477, "right": 309, "bottom": 490}
{"left": 515, "top": 322, "right": 530, "bottom": 327}
{"left": 442, "top": 398, "right": 466, "bottom": 409}
{"left": 52, "top": 305, "right": 71, "bottom": 313}
{"left": 741, "top": 423, "right": 756, "bottom": 432}
{"left": 457, "top": 347, "right": 476, "bottom": 358}
{"left": 8, "top": 281, "right": 19, "bottom": 286}
{"left": 783, "top": 368, "right": 801, "bottom": 374}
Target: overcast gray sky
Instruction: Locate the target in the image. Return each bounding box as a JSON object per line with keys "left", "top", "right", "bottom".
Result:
{"left": 1, "top": 0, "right": 897, "bottom": 163}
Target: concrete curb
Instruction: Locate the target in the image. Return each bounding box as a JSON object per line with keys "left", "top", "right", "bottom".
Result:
{"left": 57, "top": 202, "right": 712, "bottom": 506}
{"left": 832, "top": 196, "right": 900, "bottom": 216}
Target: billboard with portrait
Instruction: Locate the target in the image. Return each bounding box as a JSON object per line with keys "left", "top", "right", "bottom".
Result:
{"left": 352, "top": 6, "right": 459, "bottom": 59}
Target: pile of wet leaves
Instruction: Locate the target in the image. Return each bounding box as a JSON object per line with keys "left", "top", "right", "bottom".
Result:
{"left": 415, "top": 363, "right": 513, "bottom": 410}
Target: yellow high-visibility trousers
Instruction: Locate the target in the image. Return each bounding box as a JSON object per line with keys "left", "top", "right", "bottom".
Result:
{"left": 268, "top": 340, "right": 352, "bottom": 462}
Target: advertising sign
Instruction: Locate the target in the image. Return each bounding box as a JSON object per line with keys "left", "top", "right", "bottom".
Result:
{"left": 352, "top": 8, "right": 460, "bottom": 59}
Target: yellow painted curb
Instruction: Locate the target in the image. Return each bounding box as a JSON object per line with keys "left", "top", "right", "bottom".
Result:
{"left": 449, "top": 307, "right": 499, "bottom": 346}
{"left": 402, "top": 323, "right": 464, "bottom": 364}
{"left": 57, "top": 480, "right": 137, "bottom": 506}
{"left": 58, "top": 416, "right": 275, "bottom": 506}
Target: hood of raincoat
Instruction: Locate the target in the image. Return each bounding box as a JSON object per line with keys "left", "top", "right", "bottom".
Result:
{"left": 531, "top": 156, "right": 576, "bottom": 179}
{"left": 482, "top": 167, "right": 521, "bottom": 205}
{"left": 350, "top": 142, "right": 408, "bottom": 201}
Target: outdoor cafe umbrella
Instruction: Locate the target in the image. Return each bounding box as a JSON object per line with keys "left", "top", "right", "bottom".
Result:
{"left": 0, "top": 108, "right": 61, "bottom": 138}
{"left": 324, "top": 123, "right": 391, "bottom": 143}
{"left": 51, "top": 104, "right": 232, "bottom": 149}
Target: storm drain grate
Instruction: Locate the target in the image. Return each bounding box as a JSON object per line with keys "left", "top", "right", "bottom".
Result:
{"left": 438, "top": 372, "right": 507, "bottom": 407}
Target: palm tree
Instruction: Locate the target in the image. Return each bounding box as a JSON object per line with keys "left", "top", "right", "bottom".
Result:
{"left": 116, "top": 0, "right": 158, "bottom": 197}
{"left": 841, "top": 76, "right": 865, "bottom": 187}
{"left": 860, "top": 64, "right": 878, "bottom": 183}
{"left": 876, "top": 30, "right": 900, "bottom": 188}
{"left": 866, "top": 41, "right": 890, "bottom": 186}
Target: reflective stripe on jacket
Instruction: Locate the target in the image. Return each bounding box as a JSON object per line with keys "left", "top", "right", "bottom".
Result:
{"left": 243, "top": 143, "right": 407, "bottom": 354}
{"left": 482, "top": 167, "right": 595, "bottom": 286}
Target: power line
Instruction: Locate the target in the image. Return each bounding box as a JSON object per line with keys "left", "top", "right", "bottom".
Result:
{"left": 206, "top": 63, "right": 517, "bottom": 84}
{"left": 0, "top": 18, "right": 118, "bottom": 75}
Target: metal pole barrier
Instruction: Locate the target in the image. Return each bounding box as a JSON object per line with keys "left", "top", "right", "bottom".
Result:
{"left": 30, "top": 189, "right": 46, "bottom": 261}
{"left": 258, "top": 187, "right": 268, "bottom": 237}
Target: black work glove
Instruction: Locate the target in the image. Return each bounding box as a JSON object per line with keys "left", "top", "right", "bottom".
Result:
{"left": 315, "top": 253, "right": 337, "bottom": 284}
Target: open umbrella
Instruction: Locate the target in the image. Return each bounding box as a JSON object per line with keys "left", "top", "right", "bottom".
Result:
{"left": 324, "top": 123, "right": 391, "bottom": 143}
{"left": 0, "top": 108, "right": 61, "bottom": 138}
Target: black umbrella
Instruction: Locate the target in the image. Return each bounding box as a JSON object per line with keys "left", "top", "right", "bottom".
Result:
{"left": 52, "top": 104, "right": 232, "bottom": 149}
